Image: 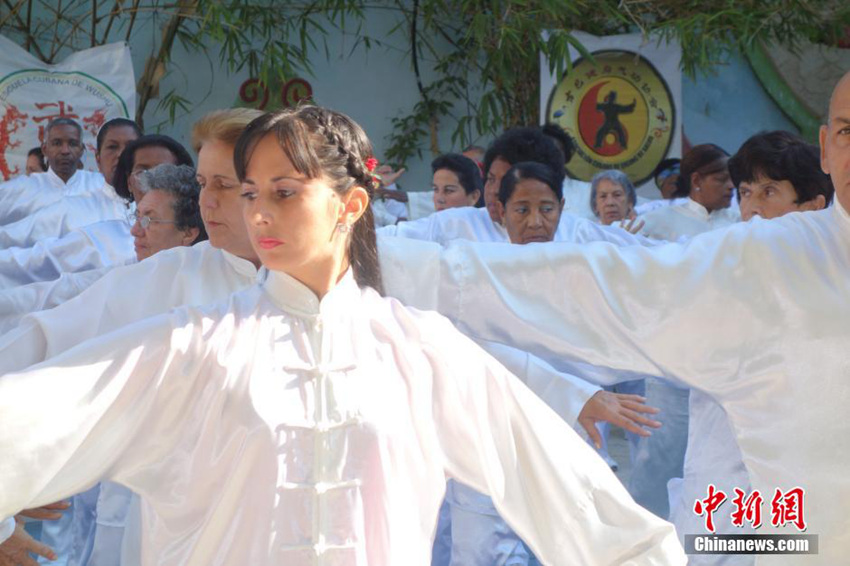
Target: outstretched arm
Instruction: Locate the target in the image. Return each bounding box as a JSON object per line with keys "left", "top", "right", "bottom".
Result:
{"left": 437, "top": 223, "right": 770, "bottom": 398}
{"left": 0, "top": 308, "right": 208, "bottom": 518}
{"left": 417, "top": 312, "right": 685, "bottom": 565}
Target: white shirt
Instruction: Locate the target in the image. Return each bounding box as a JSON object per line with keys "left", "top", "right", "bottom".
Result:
{"left": 0, "top": 191, "right": 126, "bottom": 249}
{"left": 380, "top": 205, "right": 662, "bottom": 247}
{"left": 0, "top": 265, "right": 112, "bottom": 334}
{"left": 406, "top": 190, "right": 436, "bottom": 220}
{"left": 428, "top": 204, "right": 850, "bottom": 565}
{"left": 0, "top": 219, "right": 134, "bottom": 289}
{"left": 634, "top": 197, "right": 688, "bottom": 216}
{"left": 0, "top": 169, "right": 112, "bottom": 226}
{"left": 561, "top": 178, "right": 596, "bottom": 221}
{"left": 639, "top": 197, "right": 740, "bottom": 241}
{"left": 0, "top": 240, "right": 259, "bottom": 374}
{"left": 0, "top": 241, "right": 261, "bottom": 566}
{"left": 0, "top": 270, "right": 685, "bottom": 566}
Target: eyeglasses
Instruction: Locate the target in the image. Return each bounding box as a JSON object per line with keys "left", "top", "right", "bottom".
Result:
{"left": 127, "top": 210, "right": 176, "bottom": 230}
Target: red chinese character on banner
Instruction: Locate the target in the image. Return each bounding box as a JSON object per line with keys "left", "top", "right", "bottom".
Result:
{"left": 32, "top": 101, "right": 80, "bottom": 142}
{"left": 694, "top": 484, "right": 727, "bottom": 533}
{"left": 730, "top": 488, "right": 763, "bottom": 529}
{"left": 770, "top": 487, "right": 807, "bottom": 531}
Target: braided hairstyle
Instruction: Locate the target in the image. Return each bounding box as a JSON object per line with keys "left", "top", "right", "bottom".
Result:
{"left": 233, "top": 106, "right": 384, "bottom": 295}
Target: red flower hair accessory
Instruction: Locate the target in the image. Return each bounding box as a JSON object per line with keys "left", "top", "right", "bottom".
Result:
{"left": 365, "top": 157, "right": 378, "bottom": 173}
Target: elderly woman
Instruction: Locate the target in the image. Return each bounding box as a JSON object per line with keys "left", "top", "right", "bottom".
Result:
{"left": 130, "top": 164, "right": 207, "bottom": 261}
{"left": 589, "top": 169, "right": 637, "bottom": 226}
{"left": 431, "top": 153, "right": 482, "bottom": 212}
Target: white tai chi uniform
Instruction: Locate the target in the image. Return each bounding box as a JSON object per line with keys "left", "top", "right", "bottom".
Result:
{"left": 0, "top": 241, "right": 261, "bottom": 566}
{"left": 0, "top": 269, "right": 685, "bottom": 566}
{"left": 381, "top": 209, "right": 659, "bottom": 565}
{"left": 639, "top": 197, "right": 740, "bottom": 241}
{"left": 0, "top": 219, "right": 134, "bottom": 289}
{"left": 0, "top": 169, "right": 112, "bottom": 226}
{"left": 0, "top": 192, "right": 126, "bottom": 249}
{"left": 427, "top": 204, "right": 850, "bottom": 565}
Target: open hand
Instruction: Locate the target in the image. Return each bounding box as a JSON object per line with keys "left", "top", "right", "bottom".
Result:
{"left": 577, "top": 391, "right": 661, "bottom": 449}
{"left": 0, "top": 517, "right": 57, "bottom": 565}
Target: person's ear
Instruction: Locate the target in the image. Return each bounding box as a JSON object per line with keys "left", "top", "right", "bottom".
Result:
{"left": 341, "top": 186, "right": 369, "bottom": 227}
{"left": 799, "top": 195, "right": 826, "bottom": 212}
{"left": 497, "top": 200, "right": 506, "bottom": 223}
{"left": 182, "top": 227, "right": 200, "bottom": 246}
{"left": 819, "top": 125, "right": 830, "bottom": 175}
{"left": 468, "top": 189, "right": 481, "bottom": 206}
{"left": 559, "top": 197, "right": 565, "bottom": 212}
{"left": 690, "top": 171, "right": 702, "bottom": 192}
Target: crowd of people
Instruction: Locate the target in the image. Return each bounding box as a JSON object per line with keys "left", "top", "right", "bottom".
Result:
{"left": 0, "top": 69, "right": 847, "bottom": 566}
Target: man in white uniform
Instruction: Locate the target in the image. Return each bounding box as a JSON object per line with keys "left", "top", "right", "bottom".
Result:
{"left": 0, "top": 119, "right": 113, "bottom": 226}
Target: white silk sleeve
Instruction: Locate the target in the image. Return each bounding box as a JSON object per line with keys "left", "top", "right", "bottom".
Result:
{"left": 438, "top": 226, "right": 769, "bottom": 397}
{"left": 0, "top": 309, "right": 207, "bottom": 518}
{"left": 475, "top": 340, "right": 600, "bottom": 426}
{"left": 416, "top": 312, "right": 686, "bottom": 565}
{"left": 0, "top": 220, "right": 133, "bottom": 289}
{"left": 0, "top": 266, "right": 111, "bottom": 334}
{"left": 377, "top": 212, "right": 438, "bottom": 241}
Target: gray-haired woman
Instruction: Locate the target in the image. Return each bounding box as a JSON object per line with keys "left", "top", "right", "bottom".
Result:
{"left": 129, "top": 163, "right": 207, "bottom": 261}
{"left": 589, "top": 169, "right": 637, "bottom": 226}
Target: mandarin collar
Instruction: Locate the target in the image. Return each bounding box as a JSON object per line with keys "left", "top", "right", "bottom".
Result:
{"left": 220, "top": 248, "right": 261, "bottom": 280}
{"left": 262, "top": 268, "right": 360, "bottom": 319}
{"left": 683, "top": 197, "right": 710, "bottom": 218}
{"left": 45, "top": 167, "right": 85, "bottom": 187}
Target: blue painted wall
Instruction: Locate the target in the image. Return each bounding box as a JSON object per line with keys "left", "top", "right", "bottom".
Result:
{"left": 682, "top": 54, "right": 797, "bottom": 155}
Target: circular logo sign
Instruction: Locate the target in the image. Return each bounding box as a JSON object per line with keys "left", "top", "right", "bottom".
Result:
{"left": 546, "top": 50, "right": 675, "bottom": 185}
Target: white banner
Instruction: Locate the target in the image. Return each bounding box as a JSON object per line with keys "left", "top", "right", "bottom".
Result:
{"left": 541, "top": 32, "right": 681, "bottom": 198}
{"left": 0, "top": 36, "right": 136, "bottom": 180}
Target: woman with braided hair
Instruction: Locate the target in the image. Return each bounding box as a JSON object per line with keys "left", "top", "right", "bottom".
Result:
{"left": 0, "top": 106, "right": 684, "bottom": 565}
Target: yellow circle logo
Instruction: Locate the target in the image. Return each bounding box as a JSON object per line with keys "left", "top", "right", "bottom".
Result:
{"left": 546, "top": 50, "right": 675, "bottom": 185}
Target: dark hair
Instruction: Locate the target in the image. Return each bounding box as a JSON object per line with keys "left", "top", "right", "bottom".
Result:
{"left": 541, "top": 122, "right": 576, "bottom": 164}
{"left": 27, "top": 147, "right": 46, "bottom": 171}
{"left": 431, "top": 153, "right": 483, "bottom": 197}
{"left": 138, "top": 163, "right": 207, "bottom": 243}
{"left": 728, "top": 131, "right": 834, "bottom": 206}
{"left": 112, "top": 135, "right": 194, "bottom": 202}
{"left": 484, "top": 127, "right": 565, "bottom": 179}
{"left": 45, "top": 117, "right": 82, "bottom": 138}
{"left": 498, "top": 161, "right": 564, "bottom": 206}
{"left": 96, "top": 118, "right": 142, "bottom": 153}
{"left": 653, "top": 158, "right": 680, "bottom": 184}
{"left": 672, "top": 143, "right": 729, "bottom": 198}
{"left": 233, "top": 106, "right": 384, "bottom": 295}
